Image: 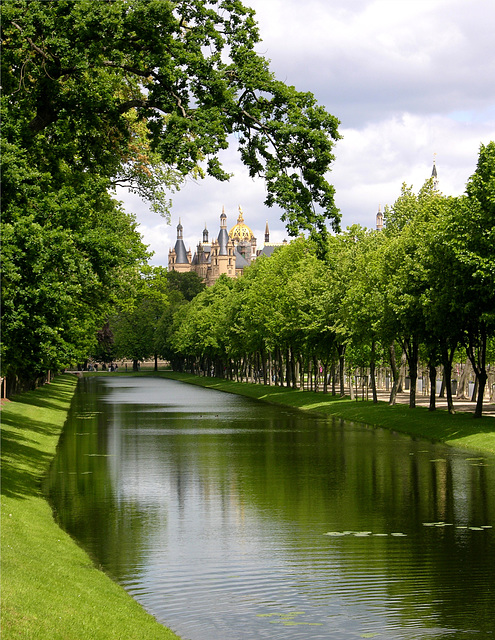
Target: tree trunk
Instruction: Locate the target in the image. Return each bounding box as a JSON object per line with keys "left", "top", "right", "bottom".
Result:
{"left": 474, "top": 373, "right": 487, "bottom": 418}
{"left": 297, "top": 356, "right": 303, "bottom": 389}
{"left": 370, "top": 340, "right": 378, "bottom": 403}
{"left": 338, "top": 344, "right": 346, "bottom": 397}
{"left": 262, "top": 350, "right": 268, "bottom": 385}
{"left": 389, "top": 344, "right": 406, "bottom": 405}
{"left": 291, "top": 348, "right": 297, "bottom": 389}
{"left": 428, "top": 363, "right": 436, "bottom": 411}
{"left": 313, "top": 356, "right": 319, "bottom": 392}
{"left": 441, "top": 344, "right": 456, "bottom": 414}
{"left": 471, "top": 378, "right": 478, "bottom": 402}
{"left": 465, "top": 321, "right": 487, "bottom": 418}
{"left": 457, "top": 361, "right": 471, "bottom": 399}
{"left": 405, "top": 338, "right": 419, "bottom": 409}
{"left": 331, "top": 362, "right": 337, "bottom": 396}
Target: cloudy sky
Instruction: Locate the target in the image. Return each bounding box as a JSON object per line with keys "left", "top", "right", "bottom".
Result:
{"left": 121, "top": 0, "right": 495, "bottom": 266}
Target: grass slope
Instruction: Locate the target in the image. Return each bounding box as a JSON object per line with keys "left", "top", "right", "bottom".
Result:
{"left": 159, "top": 372, "right": 495, "bottom": 455}
{"left": 1, "top": 374, "right": 181, "bottom": 640}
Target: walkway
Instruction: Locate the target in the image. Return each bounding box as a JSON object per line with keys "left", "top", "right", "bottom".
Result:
{"left": 374, "top": 389, "right": 495, "bottom": 417}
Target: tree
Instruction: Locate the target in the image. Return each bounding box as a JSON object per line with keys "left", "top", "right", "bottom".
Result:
{"left": 0, "top": 163, "right": 148, "bottom": 388}
{"left": 111, "top": 266, "right": 169, "bottom": 371}
{"left": 170, "top": 275, "right": 234, "bottom": 375}
{"left": 441, "top": 142, "right": 495, "bottom": 417}
{"left": 2, "top": 0, "right": 341, "bottom": 240}
{"left": 384, "top": 184, "right": 434, "bottom": 409}
{"left": 341, "top": 227, "right": 388, "bottom": 403}
{"left": 166, "top": 270, "right": 205, "bottom": 301}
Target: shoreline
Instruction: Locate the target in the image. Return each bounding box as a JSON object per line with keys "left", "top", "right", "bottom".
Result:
{"left": 156, "top": 371, "right": 495, "bottom": 455}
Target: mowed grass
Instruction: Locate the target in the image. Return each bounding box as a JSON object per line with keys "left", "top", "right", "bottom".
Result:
{"left": 1, "top": 374, "right": 181, "bottom": 640}
{"left": 159, "top": 372, "right": 495, "bottom": 455}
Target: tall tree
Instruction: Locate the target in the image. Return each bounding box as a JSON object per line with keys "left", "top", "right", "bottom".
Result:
{"left": 1, "top": 0, "right": 341, "bottom": 239}
{"left": 342, "top": 227, "right": 388, "bottom": 403}
{"left": 442, "top": 142, "right": 495, "bottom": 417}
{"left": 111, "top": 266, "right": 169, "bottom": 371}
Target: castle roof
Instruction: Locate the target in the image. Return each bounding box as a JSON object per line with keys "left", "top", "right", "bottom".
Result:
{"left": 174, "top": 219, "right": 189, "bottom": 263}
{"left": 229, "top": 206, "right": 255, "bottom": 242}
{"left": 234, "top": 248, "right": 249, "bottom": 269}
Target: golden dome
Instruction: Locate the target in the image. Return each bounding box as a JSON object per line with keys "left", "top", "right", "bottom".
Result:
{"left": 228, "top": 206, "right": 255, "bottom": 242}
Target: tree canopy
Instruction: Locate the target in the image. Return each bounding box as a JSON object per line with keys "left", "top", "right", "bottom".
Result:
{"left": 2, "top": 0, "right": 341, "bottom": 236}
{"left": 1, "top": 0, "right": 341, "bottom": 389}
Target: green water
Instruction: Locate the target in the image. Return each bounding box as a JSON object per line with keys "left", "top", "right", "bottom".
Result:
{"left": 45, "top": 376, "right": 495, "bottom": 639}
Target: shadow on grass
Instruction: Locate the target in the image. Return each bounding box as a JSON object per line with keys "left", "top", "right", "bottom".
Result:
{"left": 1, "top": 375, "right": 78, "bottom": 500}
{"left": 1, "top": 419, "right": 55, "bottom": 500}
{"left": 9, "top": 379, "right": 78, "bottom": 414}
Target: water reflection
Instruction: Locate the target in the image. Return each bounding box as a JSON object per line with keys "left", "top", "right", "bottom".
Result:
{"left": 45, "top": 376, "right": 495, "bottom": 640}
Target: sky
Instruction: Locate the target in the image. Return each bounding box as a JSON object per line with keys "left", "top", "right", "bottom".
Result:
{"left": 119, "top": 0, "right": 495, "bottom": 266}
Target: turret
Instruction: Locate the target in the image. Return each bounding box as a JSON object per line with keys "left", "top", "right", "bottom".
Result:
{"left": 432, "top": 154, "right": 439, "bottom": 191}
{"left": 168, "top": 218, "right": 192, "bottom": 272}
{"left": 218, "top": 207, "right": 229, "bottom": 255}
{"left": 376, "top": 205, "right": 383, "bottom": 231}
{"left": 177, "top": 218, "right": 184, "bottom": 240}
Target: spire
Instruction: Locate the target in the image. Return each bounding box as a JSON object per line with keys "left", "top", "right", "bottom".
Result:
{"left": 218, "top": 208, "right": 229, "bottom": 255}
{"left": 220, "top": 206, "right": 227, "bottom": 229}
{"left": 265, "top": 220, "right": 270, "bottom": 243}
{"left": 376, "top": 205, "right": 383, "bottom": 231}
{"left": 203, "top": 223, "right": 208, "bottom": 244}
{"left": 174, "top": 218, "right": 188, "bottom": 263}
{"left": 432, "top": 153, "right": 439, "bottom": 190}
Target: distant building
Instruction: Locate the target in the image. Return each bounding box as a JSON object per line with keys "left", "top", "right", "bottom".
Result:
{"left": 168, "top": 206, "right": 286, "bottom": 286}
{"left": 431, "top": 155, "right": 439, "bottom": 191}
{"left": 376, "top": 205, "right": 384, "bottom": 231}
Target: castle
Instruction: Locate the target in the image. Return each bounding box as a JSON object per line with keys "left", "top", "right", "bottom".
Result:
{"left": 170, "top": 159, "right": 440, "bottom": 283}
{"left": 168, "top": 206, "right": 285, "bottom": 286}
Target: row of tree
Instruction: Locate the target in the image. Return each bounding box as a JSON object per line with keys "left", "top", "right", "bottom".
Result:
{"left": 107, "top": 143, "right": 494, "bottom": 418}
{"left": 1, "top": 0, "right": 341, "bottom": 394}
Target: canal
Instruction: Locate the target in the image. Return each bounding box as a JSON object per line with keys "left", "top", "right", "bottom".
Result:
{"left": 44, "top": 376, "right": 495, "bottom": 639}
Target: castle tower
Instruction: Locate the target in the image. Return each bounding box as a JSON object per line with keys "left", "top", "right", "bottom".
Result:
{"left": 207, "top": 208, "right": 235, "bottom": 285}
{"left": 203, "top": 223, "right": 209, "bottom": 244}
{"left": 218, "top": 206, "right": 229, "bottom": 255}
{"left": 376, "top": 205, "right": 383, "bottom": 231}
{"left": 265, "top": 221, "right": 270, "bottom": 244}
{"left": 168, "top": 218, "right": 192, "bottom": 272}
{"left": 432, "top": 154, "right": 439, "bottom": 191}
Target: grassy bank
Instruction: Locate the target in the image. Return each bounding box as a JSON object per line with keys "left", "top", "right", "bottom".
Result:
{"left": 1, "top": 374, "right": 181, "bottom": 640}
{"left": 159, "top": 372, "right": 495, "bottom": 455}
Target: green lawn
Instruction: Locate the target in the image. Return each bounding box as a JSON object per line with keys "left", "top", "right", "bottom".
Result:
{"left": 1, "top": 374, "right": 181, "bottom": 640}
{"left": 159, "top": 371, "right": 495, "bottom": 455}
